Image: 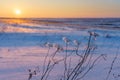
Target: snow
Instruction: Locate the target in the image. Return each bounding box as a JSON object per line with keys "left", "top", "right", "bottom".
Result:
{"left": 0, "top": 18, "right": 120, "bottom": 80}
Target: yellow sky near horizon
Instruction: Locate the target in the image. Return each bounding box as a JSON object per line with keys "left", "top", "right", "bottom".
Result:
{"left": 0, "top": 0, "right": 120, "bottom": 18}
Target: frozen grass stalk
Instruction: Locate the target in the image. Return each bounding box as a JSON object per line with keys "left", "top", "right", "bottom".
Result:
{"left": 28, "top": 31, "right": 106, "bottom": 80}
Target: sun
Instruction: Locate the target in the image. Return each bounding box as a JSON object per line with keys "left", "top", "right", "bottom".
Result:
{"left": 15, "top": 9, "right": 21, "bottom": 15}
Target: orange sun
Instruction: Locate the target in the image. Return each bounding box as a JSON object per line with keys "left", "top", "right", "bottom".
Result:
{"left": 15, "top": 9, "right": 21, "bottom": 15}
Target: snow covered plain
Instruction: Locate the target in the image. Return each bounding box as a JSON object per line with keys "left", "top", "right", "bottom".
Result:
{"left": 0, "top": 18, "right": 120, "bottom": 80}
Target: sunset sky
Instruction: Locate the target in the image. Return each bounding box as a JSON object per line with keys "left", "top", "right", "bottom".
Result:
{"left": 0, "top": 0, "right": 120, "bottom": 18}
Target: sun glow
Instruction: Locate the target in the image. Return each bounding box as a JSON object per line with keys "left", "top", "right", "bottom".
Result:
{"left": 15, "top": 9, "right": 21, "bottom": 15}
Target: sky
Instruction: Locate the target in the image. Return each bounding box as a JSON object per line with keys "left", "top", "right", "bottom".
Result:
{"left": 0, "top": 0, "right": 120, "bottom": 18}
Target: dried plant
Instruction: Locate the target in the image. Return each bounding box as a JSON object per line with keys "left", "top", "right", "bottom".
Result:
{"left": 27, "top": 31, "right": 106, "bottom": 80}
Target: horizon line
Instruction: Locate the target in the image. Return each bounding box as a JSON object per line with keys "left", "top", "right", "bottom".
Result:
{"left": 0, "top": 17, "right": 120, "bottom": 19}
